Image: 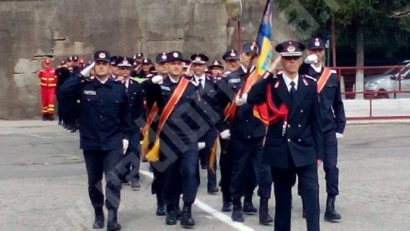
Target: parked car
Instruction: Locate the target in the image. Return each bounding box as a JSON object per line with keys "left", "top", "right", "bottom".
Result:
{"left": 363, "top": 63, "right": 410, "bottom": 98}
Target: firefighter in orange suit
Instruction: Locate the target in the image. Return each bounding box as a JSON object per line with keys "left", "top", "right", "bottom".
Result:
{"left": 38, "top": 59, "right": 57, "bottom": 120}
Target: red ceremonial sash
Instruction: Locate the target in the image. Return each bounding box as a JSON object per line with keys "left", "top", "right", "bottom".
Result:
{"left": 145, "top": 77, "right": 190, "bottom": 162}
{"left": 224, "top": 70, "right": 259, "bottom": 121}
{"left": 141, "top": 103, "right": 158, "bottom": 157}
{"left": 316, "top": 67, "right": 332, "bottom": 93}
{"left": 253, "top": 83, "right": 289, "bottom": 126}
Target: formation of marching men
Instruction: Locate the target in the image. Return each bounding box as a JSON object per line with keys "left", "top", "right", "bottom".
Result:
{"left": 41, "top": 37, "right": 345, "bottom": 231}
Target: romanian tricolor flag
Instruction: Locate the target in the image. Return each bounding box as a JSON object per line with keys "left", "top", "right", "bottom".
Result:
{"left": 252, "top": 0, "right": 289, "bottom": 126}
{"left": 255, "top": 0, "right": 273, "bottom": 75}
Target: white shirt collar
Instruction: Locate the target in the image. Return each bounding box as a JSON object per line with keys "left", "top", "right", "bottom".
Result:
{"left": 124, "top": 78, "right": 130, "bottom": 88}
{"left": 96, "top": 76, "right": 109, "bottom": 84}
{"left": 240, "top": 64, "right": 247, "bottom": 73}
{"left": 240, "top": 64, "right": 255, "bottom": 73}
{"left": 168, "top": 75, "right": 179, "bottom": 83}
{"left": 310, "top": 63, "right": 322, "bottom": 73}
{"left": 282, "top": 73, "right": 299, "bottom": 92}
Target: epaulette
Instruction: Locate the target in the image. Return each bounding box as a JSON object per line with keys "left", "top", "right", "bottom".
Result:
{"left": 303, "top": 74, "right": 317, "bottom": 82}
{"left": 330, "top": 70, "right": 337, "bottom": 74}
{"left": 274, "top": 79, "right": 280, "bottom": 88}
{"left": 262, "top": 71, "right": 276, "bottom": 79}
{"left": 223, "top": 71, "right": 231, "bottom": 77}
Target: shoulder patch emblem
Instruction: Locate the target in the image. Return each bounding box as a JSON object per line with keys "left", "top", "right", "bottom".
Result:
{"left": 84, "top": 90, "right": 96, "bottom": 95}
{"left": 228, "top": 78, "right": 241, "bottom": 84}
{"left": 160, "top": 86, "right": 170, "bottom": 91}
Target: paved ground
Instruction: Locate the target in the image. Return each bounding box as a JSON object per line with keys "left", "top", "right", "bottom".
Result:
{"left": 0, "top": 120, "right": 409, "bottom": 231}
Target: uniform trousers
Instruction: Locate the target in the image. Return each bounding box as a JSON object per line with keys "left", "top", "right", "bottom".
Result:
{"left": 83, "top": 149, "right": 122, "bottom": 210}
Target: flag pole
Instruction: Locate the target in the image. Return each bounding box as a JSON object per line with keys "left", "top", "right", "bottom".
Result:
{"left": 239, "top": 0, "right": 272, "bottom": 96}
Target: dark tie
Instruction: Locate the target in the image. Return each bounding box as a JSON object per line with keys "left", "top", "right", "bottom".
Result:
{"left": 199, "top": 78, "right": 204, "bottom": 89}
{"left": 290, "top": 81, "right": 296, "bottom": 103}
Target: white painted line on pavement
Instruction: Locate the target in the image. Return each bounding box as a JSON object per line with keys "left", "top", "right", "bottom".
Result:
{"left": 194, "top": 200, "right": 254, "bottom": 231}
{"left": 139, "top": 170, "right": 255, "bottom": 231}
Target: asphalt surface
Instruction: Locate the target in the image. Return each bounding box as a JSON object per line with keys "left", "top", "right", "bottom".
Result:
{"left": 0, "top": 120, "right": 409, "bottom": 231}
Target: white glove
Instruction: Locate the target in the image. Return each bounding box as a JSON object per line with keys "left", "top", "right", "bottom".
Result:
{"left": 336, "top": 133, "right": 344, "bottom": 139}
{"left": 151, "top": 75, "right": 164, "bottom": 85}
{"left": 220, "top": 129, "right": 231, "bottom": 140}
{"left": 304, "top": 54, "right": 318, "bottom": 64}
{"left": 198, "top": 142, "right": 206, "bottom": 151}
{"left": 122, "top": 139, "right": 129, "bottom": 155}
{"left": 80, "top": 62, "right": 95, "bottom": 77}
{"left": 235, "top": 93, "right": 248, "bottom": 106}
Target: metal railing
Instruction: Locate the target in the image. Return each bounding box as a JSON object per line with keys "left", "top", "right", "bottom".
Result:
{"left": 334, "top": 65, "right": 410, "bottom": 120}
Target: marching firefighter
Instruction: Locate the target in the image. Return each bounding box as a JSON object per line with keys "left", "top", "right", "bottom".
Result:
{"left": 115, "top": 56, "right": 145, "bottom": 190}
{"left": 60, "top": 51, "right": 132, "bottom": 231}
{"left": 248, "top": 40, "right": 323, "bottom": 231}
{"left": 217, "top": 43, "right": 273, "bottom": 224}
{"left": 144, "top": 51, "right": 207, "bottom": 228}
{"left": 300, "top": 37, "right": 346, "bottom": 222}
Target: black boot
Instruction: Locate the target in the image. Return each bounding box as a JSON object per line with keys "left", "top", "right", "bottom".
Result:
{"left": 48, "top": 114, "right": 55, "bottom": 121}
{"left": 259, "top": 198, "right": 273, "bottom": 225}
{"left": 180, "top": 203, "right": 195, "bottom": 228}
{"left": 42, "top": 114, "right": 48, "bottom": 121}
{"left": 156, "top": 194, "right": 166, "bottom": 216}
{"left": 231, "top": 198, "right": 244, "bottom": 222}
{"left": 243, "top": 198, "right": 257, "bottom": 214}
{"left": 166, "top": 206, "right": 177, "bottom": 225}
{"left": 106, "top": 210, "right": 121, "bottom": 231}
{"left": 221, "top": 193, "right": 232, "bottom": 212}
{"left": 324, "top": 195, "right": 341, "bottom": 222}
{"left": 176, "top": 204, "right": 182, "bottom": 220}
{"left": 92, "top": 207, "right": 104, "bottom": 229}
{"left": 222, "top": 201, "right": 233, "bottom": 212}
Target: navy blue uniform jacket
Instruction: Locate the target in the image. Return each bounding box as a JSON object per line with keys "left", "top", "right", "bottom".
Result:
{"left": 247, "top": 73, "right": 324, "bottom": 169}
{"left": 299, "top": 64, "right": 346, "bottom": 134}
{"left": 60, "top": 74, "right": 132, "bottom": 151}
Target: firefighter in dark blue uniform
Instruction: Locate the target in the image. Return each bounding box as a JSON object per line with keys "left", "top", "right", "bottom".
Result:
{"left": 60, "top": 51, "right": 132, "bottom": 231}
{"left": 300, "top": 37, "right": 346, "bottom": 222}
{"left": 217, "top": 43, "right": 273, "bottom": 224}
{"left": 110, "top": 56, "right": 119, "bottom": 78}
{"left": 208, "top": 59, "right": 225, "bottom": 78}
{"left": 55, "top": 60, "right": 69, "bottom": 125}
{"left": 145, "top": 51, "right": 206, "bottom": 228}
{"left": 190, "top": 53, "right": 224, "bottom": 194}
{"left": 64, "top": 56, "right": 81, "bottom": 132}
{"left": 115, "top": 56, "right": 145, "bottom": 190}
{"left": 247, "top": 40, "right": 323, "bottom": 231}
{"left": 217, "top": 49, "right": 241, "bottom": 213}
{"left": 147, "top": 52, "right": 169, "bottom": 217}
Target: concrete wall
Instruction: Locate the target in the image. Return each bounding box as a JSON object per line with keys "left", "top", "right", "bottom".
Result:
{"left": 0, "top": 0, "right": 299, "bottom": 119}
